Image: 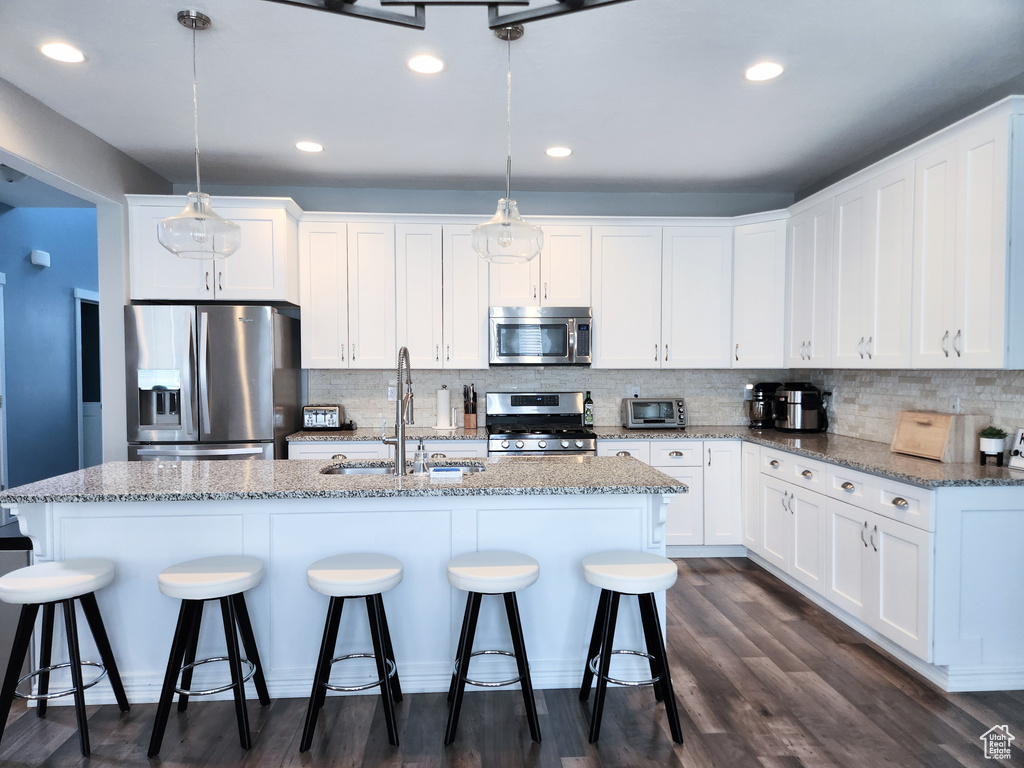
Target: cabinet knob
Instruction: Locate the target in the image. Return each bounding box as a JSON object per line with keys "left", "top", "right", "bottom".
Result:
{"left": 841, "top": 481, "right": 855, "bottom": 492}
{"left": 668, "top": 451, "right": 684, "bottom": 457}
{"left": 801, "top": 469, "right": 813, "bottom": 479}
{"left": 331, "top": 454, "right": 347, "bottom": 461}
{"left": 891, "top": 496, "right": 909, "bottom": 510}
{"left": 616, "top": 451, "right": 631, "bottom": 458}
{"left": 769, "top": 459, "right": 780, "bottom": 468}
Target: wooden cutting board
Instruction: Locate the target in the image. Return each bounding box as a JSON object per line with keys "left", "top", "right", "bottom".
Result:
{"left": 890, "top": 410, "right": 983, "bottom": 463}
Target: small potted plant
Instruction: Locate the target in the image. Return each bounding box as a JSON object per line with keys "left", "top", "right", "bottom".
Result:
{"left": 979, "top": 426, "right": 1008, "bottom": 466}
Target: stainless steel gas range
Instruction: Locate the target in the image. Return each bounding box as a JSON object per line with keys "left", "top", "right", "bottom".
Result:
{"left": 485, "top": 392, "right": 597, "bottom": 456}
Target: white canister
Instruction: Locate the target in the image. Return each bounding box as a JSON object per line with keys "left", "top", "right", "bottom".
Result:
{"left": 436, "top": 387, "right": 452, "bottom": 428}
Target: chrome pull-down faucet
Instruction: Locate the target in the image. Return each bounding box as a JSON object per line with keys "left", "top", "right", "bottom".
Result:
{"left": 381, "top": 346, "right": 414, "bottom": 474}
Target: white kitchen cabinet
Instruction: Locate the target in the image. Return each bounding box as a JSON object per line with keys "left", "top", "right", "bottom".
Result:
{"left": 831, "top": 162, "right": 914, "bottom": 368}
{"left": 298, "top": 220, "right": 349, "bottom": 368}
{"left": 661, "top": 227, "right": 733, "bottom": 368}
{"left": 704, "top": 441, "right": 743, "bottom": 545}
{"left": 741, "top": 441, "right": 761, "bottom": 553}
{"left": 596, "top": 439, "right": 651, "bottom": 464}
{"left": 760, "top": 475, "right": 791, "bottom": 572}
{"left": 591, "top": 227, "right": 663, "bottom": 368}
{"left": 759, "top": 472, "right": 827, "bottom": 591}
{"left": 128, "top": 196, "right": 300, "bottom": 303}
{"left": 649, "top": 440, "right": 705, "bottom": 547}
{"left": 912, "top": 115, "right": 1010, "bottom": 368}
{"left": 785, "top": 199, "right": 833, "bottom": 368}
{"left": 347, "top": 223, "right": 397, "bottom": 369}
{"left": 442, "top": 226, "right": 490, "bottom": 369}
{"left": 488, "top": 225, "right": 591, "bottom": 307}
{"left": 732, "top": 218, "right": 787, "bottom": 368}
{"left": 396, "top": 224, "right": 444, "bottom": 369}
{"left": 288, "top": 441, "right": 389, "bottom": 460}
{"left": 419, "top": 440, "right": 487, "bottom": 459}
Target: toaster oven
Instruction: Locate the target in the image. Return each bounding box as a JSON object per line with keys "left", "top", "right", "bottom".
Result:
{"left": 621, "top": 398, "right": 687, "bottom": 429}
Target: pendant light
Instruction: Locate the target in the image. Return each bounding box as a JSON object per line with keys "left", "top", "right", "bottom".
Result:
{"left": 471, "top": 25, "right": 543, "bottom": 264}
{"left": 158, "top": 10, "right": 240, "bottom": 260}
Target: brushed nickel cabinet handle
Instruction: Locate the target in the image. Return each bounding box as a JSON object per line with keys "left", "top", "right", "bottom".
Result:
{"left": 735, "top": 343, "right": 739, "bottom": 362}
{"left": 655, "top": 344, "right": 659, "bottom": 361}
{"left": 841, "top": 481, "right": 855, "bottom": 492}
{"left": 331, "top": 454, "right": 347, "bottom": 461}
{"left": 351, "top": 344, "right": 356, "bottom": 360}
{"left": 340, "top": 343, "right": 345, "bottom": 361}
{"left": 769, "top": 459, "right": 780, "bottom": 468}
{"left": 860, "top": 521, "right": 868, "bottom": 547}
{"left": 664, "top": 344, "right": 669, "bottom": 362}
{"left": 870, "top": 525, "right": 878, "bottom": 552}
{"left": 668, "top": 451, "right": 684, "bottom": 457}
{"left": 616, "top": 451, "right": 631, "bottom": 458}
{"left": 801, "top": 469, "right": 813, "bottom": 479}
{"left": 218, "top": 271, "right": 224, "bottom": 292}
{"left": 435, "top": 344, "right": 440, "bottom": 362}
{"left": 805, "top": 340, "right": 812, "bottom": 361}
{"left": 953, "top": 329, "right": 962, "bottom": 357}
{"left": 781, "top": 491, "right": 789, "bottom": 511}
{"left": 205, "top": 271, "right": 211, "bottom": 291}
{"left": 708, "top": 448, "right": 712, "bottom": 467}
{"left": 866, "top": 336, "right": 873, "bottom": 360}
{"left": 941, "top": 330, "right": 949, "bottom": 358}
{"left": 892, "top": 496, "right": 909, "bottom": 510}
{"left": 533, "top": 283, "right": 537, "bottom": 300}
{"left": 858, "top": 336, "right": 865, "bottom": 359}
{"left": 446, "top": 344, "right": 451, "bottom": 361}
{"left": 543, "top": 282, "right": 548, "bottom": 300}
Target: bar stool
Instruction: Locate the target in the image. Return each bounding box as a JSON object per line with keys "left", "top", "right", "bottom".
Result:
{"left": 300, "top": 552, "right": 404, "bottom": 751}
{"left": 0, "top": 558, "right": 130, "bottom": 756}
{"left": 578, "top": 550, "right": 683, "bottom": 745}
{"left": 148, "top": 555, "right": 270, "bottom": 757}
{"left": 445, "top": 550, "right": 541, "bottom": 745}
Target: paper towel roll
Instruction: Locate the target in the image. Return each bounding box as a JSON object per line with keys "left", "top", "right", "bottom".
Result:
{"left": 436, "top": 388, "right": 451, "bottom": 428}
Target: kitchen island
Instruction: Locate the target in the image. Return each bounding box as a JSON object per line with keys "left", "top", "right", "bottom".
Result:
{"left": 0, "top": 456, "right": 684, "bottom": 704}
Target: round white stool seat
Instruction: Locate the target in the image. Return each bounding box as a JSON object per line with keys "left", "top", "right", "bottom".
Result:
{"left": 447, "top": 550, "right": 539, "bottom": 594}
{"left": 306, "top": 553, "right": 404, "bottom": 597}
{"left": 0, "top": 559, "right": 115, "bottom": 605}
{"left": 158, "top": 555, "right": 264, "bottom": 601}
{"left": 582, "top": 551, "right": 677, "bottom": 594}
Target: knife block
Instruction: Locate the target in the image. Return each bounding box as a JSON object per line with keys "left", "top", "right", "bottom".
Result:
{"left": 463, "top": 413, "right": 477, "bottom": 430}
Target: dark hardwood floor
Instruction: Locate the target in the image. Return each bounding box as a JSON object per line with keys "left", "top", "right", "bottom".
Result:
{"left": 2, "top": 557, "right": 1022, "bottom": 767}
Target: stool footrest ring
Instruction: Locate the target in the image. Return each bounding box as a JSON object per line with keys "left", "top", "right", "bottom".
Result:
{"left": 454, "top": 649, "right": 524, "bottom": 689}
{"left": 323, "top": 653, "right": 397, "bottom": 693}
{"left": 174, "top": 656, "right": 255, "bottom": 696}
{"left": 588, "top": 649, "right": 661, "bottom": 687}
{"left": 15, "top": 660, "right": 107, "bottom": 701}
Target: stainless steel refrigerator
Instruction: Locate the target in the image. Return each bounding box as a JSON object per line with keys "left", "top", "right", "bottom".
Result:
{"left": 125, "top": 304, "right": 300, "bottom": 460}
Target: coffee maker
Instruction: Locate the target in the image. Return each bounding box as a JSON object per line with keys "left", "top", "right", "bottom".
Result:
{"left": 747, "top": 382, "right": 782, "bottom": 429}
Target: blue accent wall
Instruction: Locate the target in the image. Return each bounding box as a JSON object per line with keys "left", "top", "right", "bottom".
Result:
{"left": 0, "top": 207, "right": 98, "bottom": 486}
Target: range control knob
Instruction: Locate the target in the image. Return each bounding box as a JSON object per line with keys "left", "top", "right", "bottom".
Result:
{"left": 515, "top": 440, "right": 525, "bottom": 449}
{"left": 501, "top": 440, "right": 510, "bottom": 449}
{"left": 561, "top": 440, "right": 570, "bottom": 448}
{"left": 575, "top": 439, "right": 584, "bottom": 448}
{"left": 538, "top": 440, "right": 547, "bottom": 449}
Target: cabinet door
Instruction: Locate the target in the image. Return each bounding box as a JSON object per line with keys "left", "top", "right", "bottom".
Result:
{"left": 129, "top": 204, "right": 209, "bottom": 300}
{"left": 789, "top": 486, "right": 826, "bottom": 592}
{"left": 732, "top": 219, "right": 786, "bottom": 368}
{"left": 741, "top": 442, "right": 761, "bottom": 552}
{"left": 540, "top": 226, "right": 592, "bottom": 306}
{"left": 662, "top": 227, "right": 733, "bottom": 368}
{"left": 759, "top": 475, "right": 791, "bottom": 571}
{"left": 396, "top": 224, "right": 443, "bottom": 369}
{"left": 298, "top": 220, "right": 349, "bottom": 369}
{"left": 443, "top": 226, "right": 490, "bottom": 369}
{"left": 347, "top": 223, "right": 396, "bottom": 369}
{"left": 869, "top": 512, "right": 931, "bottom": 660}
{"left": 831, "top": 182, "right": 869, "bottom": 366}
{"left": 704, "top": 441, "right": 742, "bottom": 545}
{"left": 215, "top": 207, "right": 292, "bottom": 302}
{"left": 824, "top": 497, "right": 871, "bottom": 621}
{"left": 785, "top": 200, "right": 833, "bottom": 368}
{"left": 662, "top": 465, "right": 705, "bottom": 546}
{"left": 591, "top": 227, "right": 662, "bottom": 368}
{"left": 489, "top": 257, "right": 540, "bottom": 306}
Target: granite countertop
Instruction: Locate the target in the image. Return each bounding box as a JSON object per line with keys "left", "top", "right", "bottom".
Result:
{"left": 0, "top": 456, "right": 686, "bottom": 504}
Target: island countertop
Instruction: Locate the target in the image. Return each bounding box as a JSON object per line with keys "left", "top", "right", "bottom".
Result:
{"left": 0, "top": 455, "right": 686, "bottom": 504}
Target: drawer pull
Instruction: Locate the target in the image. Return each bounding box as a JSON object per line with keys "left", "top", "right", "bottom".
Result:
{"left": 769, "top": 459, "right": 780, "bottom": 468}
{"left": 331, "top": 454, "right": 347, "bottom": 461}
{"left": 841, "top": 481, "right": 855, "bottom": 492}
{"left": 891, "top": 497, "right": 910, "bottom": 510}
{"left": 860, "top": 521, "right": 869, "bottom": 547}
{"left": 431, "top": 453, "right": 446, "bottom": 459}
{"left": 616, "top": 451, "right": 631, "bottom": 458}
{"left": 870, "top": 525, "right": 878, "bottom": 552}
{"left": 668, "top": 451, "right": 684, "bottom": 457}
{"left": 801, "top": 469, "right": 813, "bottom": 479}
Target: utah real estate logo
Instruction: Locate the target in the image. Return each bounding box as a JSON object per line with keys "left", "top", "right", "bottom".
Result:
{"left": 980, "top": 725, "right": 1015, "bottom": 760}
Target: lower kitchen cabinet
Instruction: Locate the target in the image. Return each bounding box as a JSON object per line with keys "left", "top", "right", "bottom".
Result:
{"left": 704, "top": 441, "right": 742, "bottom": 545}
{"left": 741, "top": 441, "right": 761, "bottom": 551}
{"left": 660, "top": 464, "right": 705, "bottom": 546}
{"left": 288, "top": 441, "right": 389, "bottom": 460}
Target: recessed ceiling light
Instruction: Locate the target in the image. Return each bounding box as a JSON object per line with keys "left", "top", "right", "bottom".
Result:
{"left": 295, "top": 141, "right": 324, "bottom": 153}
{"left": 40, "top": 42, "right": 85, "bottom": 63}
{"left": 545, "top": 146, "right": 573, "bottom": 158}
{"left": 745, "top": 61, "right": 784, "bottom": 81}
{"left": 408, "top": 54, "right": 445, "bottom": 75}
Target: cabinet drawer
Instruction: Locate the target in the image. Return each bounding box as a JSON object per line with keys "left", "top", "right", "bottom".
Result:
{"left": 650, "top": 441, "right": 703, "bottom": 467}
{"left": 791, "top": 455, "right": 827, "bottom": 491}
{"left": 826, "top": 465, "right": 873, "bottom": 506}
{"left": 870, "top": 478, "right": 933, "bottom": 532}
{"left": 760, "top": 447, "right": 790, "bottom": 476}
{"left": 288, "top": 441, "right": 388, "bottom": 460}
{"left": 597, "top": 440, "right": 651, "bottom": 464}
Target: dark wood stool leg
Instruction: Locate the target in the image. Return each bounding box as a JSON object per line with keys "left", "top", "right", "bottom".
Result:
{"left": 220, "top": 596, "right": 252, "bottom": 750}
{"left": 503, "top": 592, "right": 541, "bottom": 743}
{"left": 366, "top": 594, "right": 399, "bottom": 746}
{"left": 78, "top": 592, "right": 130, "bottom": 712}
{"left": 637, "top": 593, "right": 666, "bottom": 702}
{"left": 62, "top": 599, "right": 91, "bottom": 756}
{"left": 0, "top": 604, "right": 39, "bottom": 748}
{"left": 149, "top": 600, "right": 200, "bottom": 757}
{"left": 36, "top": 602, "right": 55, "bottom": 717}
{"left": 231, "top": 594, "right": 270, "bottom": 706}
{"left": 639, "top": 593, "right": 683, "bottom": 744}
{"left": 444, "top": 591, "right": 481, "bottom": 746}
{"left": 579, "top": 589, "right": 611, "bottom": 702}
{"left": 176, "top": 600, "right": 204, "bottom": 713}
{"left": 588, "top": 590, "right": 620, "bottom": 744}
{"left": 299, "top": 596, "right": 344, "bottom": 753}
{"left": 375, "top": 594, "right": 403, "bottom": 702}
{"left": 446, "top": 592, "right": 473, "bottom": 705}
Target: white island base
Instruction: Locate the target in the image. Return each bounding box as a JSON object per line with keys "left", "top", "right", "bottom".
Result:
{"left": 11, "top": 492, "right": 672, "bottom": 704}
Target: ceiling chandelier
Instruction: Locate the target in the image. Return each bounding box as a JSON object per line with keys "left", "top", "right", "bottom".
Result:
{"left": 260, "top": 1, "right": 635, "bottom": 30}
{"left": 471, "top": 25, "right": 542, "bottom": 264}
{"left": 158, "top": 10, "right": 241, "bottom": 260}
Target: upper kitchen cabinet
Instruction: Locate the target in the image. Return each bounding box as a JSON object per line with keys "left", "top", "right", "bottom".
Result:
{"left": 831, "top": 161, "right": 914, "bottom": 369}
{"left": 592, "top": 226, "right": 663, "bottom": 368}
{"left": 661, "top": 227, "right": 733, "bottom": 368}
{"left": 347, "top": 222, "right": 397, "bottom": 368}
{"left": 442, "top": 226, "right": 490, "bottom": 369}
{"left": 785, "top": 200, "right": 833, "bottom": 368}
{"left": 488, "top": 225, "right": 591, "bottom": 307}
{"left": 299, "top": 219, "right": 348, "bottom": 368}
{"left": 127, "top": 195, "right": 301, "bottom": 303}
{"left": 732, "top": 218, "right": 787, "bottom": 368}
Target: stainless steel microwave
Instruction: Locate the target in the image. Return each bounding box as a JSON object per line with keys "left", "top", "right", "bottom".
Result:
{"left": 488, "top": 306, "right": 593, "bottom": 366}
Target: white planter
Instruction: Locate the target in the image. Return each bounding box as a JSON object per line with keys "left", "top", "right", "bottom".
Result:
{"left": 979, "top": 437, "right": 1006, "bottom": 454}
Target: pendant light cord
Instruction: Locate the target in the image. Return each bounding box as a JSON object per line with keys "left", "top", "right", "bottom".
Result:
{"left": 505, "top": 35, "right": 512, "bottom": 201}
{"left": 192, "top": 24, "right": 202, "bottom": 194}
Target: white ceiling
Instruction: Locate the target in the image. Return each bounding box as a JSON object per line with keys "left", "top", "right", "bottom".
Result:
{"left": 0, "top": 0, "right": 1023, "bottom": 201}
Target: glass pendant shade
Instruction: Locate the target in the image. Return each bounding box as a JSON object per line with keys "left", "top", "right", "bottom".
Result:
{"left": 158, "top": 192, "right": 241, "bottom": 259}
{"left": 471, "top": 198, "right": 543, "bottom": 263}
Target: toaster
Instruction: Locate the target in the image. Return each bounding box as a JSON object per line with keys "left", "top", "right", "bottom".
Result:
{"left": 622, "top": 398, "right": 687, "bottom": 429}
{"left": 302, "top": 405, "right": 344, "bottom": 430}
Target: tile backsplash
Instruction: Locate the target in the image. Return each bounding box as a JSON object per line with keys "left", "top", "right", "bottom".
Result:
{"left": 309, "top": 367, "right": 1024, "bottom": 444}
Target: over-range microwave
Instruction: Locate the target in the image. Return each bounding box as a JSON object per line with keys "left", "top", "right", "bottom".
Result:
{"left": 488, "top": 306, "right": 593, "bottom": 366}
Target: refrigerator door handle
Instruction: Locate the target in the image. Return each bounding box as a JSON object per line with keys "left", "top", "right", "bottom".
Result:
{"left": 135, "top": 446, "right": 266, "bottom": 458}
{"left": 199, "top": 311, "right": 211, "bottom": 434}
{"left": 184, "top": 311, "right": 196, "bottom": 437}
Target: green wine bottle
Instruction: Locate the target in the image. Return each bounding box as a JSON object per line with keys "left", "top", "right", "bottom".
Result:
{"left": 584, "top": 390, "right": 594, "bottom": 426}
